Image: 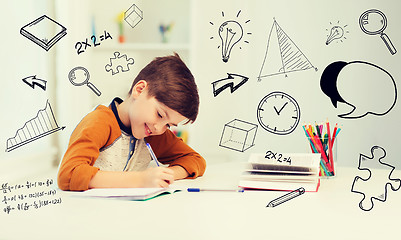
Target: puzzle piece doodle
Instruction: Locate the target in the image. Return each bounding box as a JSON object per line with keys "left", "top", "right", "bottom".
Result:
{"left": 105, "top": 52, "right": 134, "bottom": 75}
{"left": 351, "top": 146, "right": 401, "bottom": 211}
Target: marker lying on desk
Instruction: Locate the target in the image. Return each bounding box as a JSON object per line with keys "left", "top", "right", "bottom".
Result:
{"left": 146, "top": 142, "right": 161, "bottom": 167}
{"left": 187, "top": 188, "right": 244, "bottom": 192}
{"left": 266, "top": 187, "right": 305, "bottom": 208}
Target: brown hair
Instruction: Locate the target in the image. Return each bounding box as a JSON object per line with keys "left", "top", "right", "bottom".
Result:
{"left": 128, "top": 53, "right": 199, "bottom": 123}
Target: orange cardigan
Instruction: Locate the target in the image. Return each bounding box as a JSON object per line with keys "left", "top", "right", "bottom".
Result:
{"left": 57, "top": 99, "right": 206, "bottom": 191}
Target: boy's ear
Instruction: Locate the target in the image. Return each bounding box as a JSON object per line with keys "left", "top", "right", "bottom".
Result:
{"left": 131, "top": 80, "right": 148, "bottom": 97}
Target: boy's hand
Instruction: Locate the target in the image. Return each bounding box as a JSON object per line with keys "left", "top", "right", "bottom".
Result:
{"left": 168, "top": 165, "right": 189, "bottom": 180}
{"left": 140, "top": 167, "right": 174, "bottom": 188}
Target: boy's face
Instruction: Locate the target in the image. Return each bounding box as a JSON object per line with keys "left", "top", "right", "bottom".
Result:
{"left": 125, "top": 80, "right": 186, "bottom": 139}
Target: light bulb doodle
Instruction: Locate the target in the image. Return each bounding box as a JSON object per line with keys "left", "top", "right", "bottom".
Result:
{"left": 326, "top": 26, "right": 343, "bottom": 45}
{"left": 219, "top": 20, "right": 243, "bottom": 63}
{"left": 325, "top": 21, "right": 349, "bottom": 45}
{"left": 210, "top": 10, "right": 251, "bottom": 63}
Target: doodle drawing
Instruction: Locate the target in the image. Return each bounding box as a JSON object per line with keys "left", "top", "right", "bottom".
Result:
{"left": 5, "top": 100, "right": 65, "bottom": 152}
{"left": 105, "top": 51, "right": 135, "bottom": 75}
{"left": 22, "top": 75, "right": 47, "bottom": 91}
{"left": 351, "top": 146, "right": 401, "bottom": 211}
{"left": 326, "top": 21, "right": 349, "bottom": 45}
{"left": 68, "top": 66, "right": 101, "bottom": 96}
{"left": 211, "top": 73, "right": 248, "bottom": 97}
{"left": 256, "top": 91, "right": 300, "bottom": 135}
{"left": 210, "top": 10, "right": 251, "bottom": 63}
{"left": 219, "top": 119, "right": 257, "bottom": 152}
{"left": 124, "top": 4, "right": 143, "bottom": 28}
{"left": 320, "top": 61, "right": 397, "bottom": 119}
{"left": 258, "top": 18, "right": 316, "bottom": 81}
{"left": 20, "top": 15, "right": 67, "bottom": 51}
{"left": 266, "top": 187, "right": 305, "bottom": 208}
{"left": 359, "top": 9, "right": 396, "bottom": 55}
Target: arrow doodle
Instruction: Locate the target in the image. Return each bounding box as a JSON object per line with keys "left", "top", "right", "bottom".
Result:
{"left": 22, "top": 75, "right": 47, "bottom": 91}
{"left": 211, "top": 73, "right": 248, "bottom": 97}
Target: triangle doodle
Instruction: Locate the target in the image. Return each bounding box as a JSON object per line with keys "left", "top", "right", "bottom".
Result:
{"left": 258, "top": 19, "right": 316, "bottom": 81}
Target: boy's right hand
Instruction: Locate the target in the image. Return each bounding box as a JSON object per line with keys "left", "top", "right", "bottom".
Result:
{"left": 140, "top": 167, "right": 174, "bottom": 188}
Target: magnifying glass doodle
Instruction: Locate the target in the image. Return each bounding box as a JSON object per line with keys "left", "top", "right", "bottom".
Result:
{"left": 68, "top": 66, "right": 102, "bottom": 96}
{"left": 359, "top": 9, "right": 397, "bottom": 55}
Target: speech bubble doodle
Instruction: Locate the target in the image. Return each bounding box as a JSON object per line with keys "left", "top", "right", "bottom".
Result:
{"left": 320, "top": 61, "right": 397, "bottom": 119}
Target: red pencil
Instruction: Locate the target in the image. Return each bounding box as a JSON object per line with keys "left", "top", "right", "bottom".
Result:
{"left": 314, "top": 134, "right": 333, "bottom": 173}
{"left": 326, "top": 120, "right": 335, "bottom": 175}
{"left": 331, "top": 123, "right": 338, "bottom": 143}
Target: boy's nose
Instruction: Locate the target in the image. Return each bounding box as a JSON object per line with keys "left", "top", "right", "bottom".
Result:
{"left": 153, "top": 122, "right": 167, "bottom": 134}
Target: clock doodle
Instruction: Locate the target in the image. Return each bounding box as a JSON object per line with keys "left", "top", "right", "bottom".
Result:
{"left": 257, "top": 91, "right": 300, "bottom": 135}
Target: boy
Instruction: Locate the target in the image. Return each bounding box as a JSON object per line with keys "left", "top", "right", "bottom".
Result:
{"left": 58, "top": 53, "right": 206, "bottom": 191}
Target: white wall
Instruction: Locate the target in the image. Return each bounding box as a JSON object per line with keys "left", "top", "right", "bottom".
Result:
{"left": 1, "top": 0, "right": 400, "bottom": 183}
{"left": 0, "top": 0, "right": 194, "bottom": 182}
{"left": 0, "top": 0, "right": 58, "bottom": 182}
{"left": 189, "top": 0, "right": 401, "bottom": 169}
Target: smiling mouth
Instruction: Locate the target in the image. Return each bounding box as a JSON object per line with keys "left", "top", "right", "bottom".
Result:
{"left": 145, "top": 124, "right": 152, "bottom": 136}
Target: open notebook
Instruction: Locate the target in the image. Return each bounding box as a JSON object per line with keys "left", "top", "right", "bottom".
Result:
{"left": 239, "top": 153, "right": 321, "bottom": 192}
{"left": 79, "top": 188, "right": 180, "bottom": 201}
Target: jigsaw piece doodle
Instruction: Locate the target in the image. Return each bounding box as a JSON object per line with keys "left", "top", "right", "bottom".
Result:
{"left": 105, "top": 51, "right": 134, "bottom": 75}
{"left": 351, "top": 146, "right": 401, "bottom": 211}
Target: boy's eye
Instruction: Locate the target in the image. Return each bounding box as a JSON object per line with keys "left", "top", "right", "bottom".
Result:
{"left": 157, "top": 112, "right": 162, "bottom": 118}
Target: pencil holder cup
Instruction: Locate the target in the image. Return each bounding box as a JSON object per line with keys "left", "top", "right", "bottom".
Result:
{"left": 306, "top": 137, "right": 337, "bottom": 178}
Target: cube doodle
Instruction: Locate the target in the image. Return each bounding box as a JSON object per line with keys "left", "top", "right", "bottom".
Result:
{"left": 124, "top": 4, "right": 143, "bottom": 28}
{"left": 219, "top": 119, "right": 257, "bottom": 152}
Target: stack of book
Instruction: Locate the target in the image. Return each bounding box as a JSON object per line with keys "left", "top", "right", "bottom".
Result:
{"left": 239, "top": 153, "right": 321, "bottom": 192}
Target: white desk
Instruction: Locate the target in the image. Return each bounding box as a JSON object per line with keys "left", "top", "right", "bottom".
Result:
{"left": 1, "top": 161, "right": 400, "bottom": 240}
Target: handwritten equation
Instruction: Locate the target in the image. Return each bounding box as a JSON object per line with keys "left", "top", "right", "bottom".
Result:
{"left": 265, "top": 150, "right": 292, "bottom": 165}
{"left": 75, "top": 30, "right": 112, "bottom": 55}
{"left": 1, "top": 179, "right": 62, "bottom": 215}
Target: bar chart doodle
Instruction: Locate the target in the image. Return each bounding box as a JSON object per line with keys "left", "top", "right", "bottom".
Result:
{"left": 5, "top": 100, "right": 65, "bottom": 152}
{"left": 258, "top": 18, "right": 316, "bottom": 81}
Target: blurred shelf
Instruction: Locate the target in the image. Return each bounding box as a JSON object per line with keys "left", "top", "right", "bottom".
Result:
{"left": 99, "top": 42, "right": 191, "bottom": 51}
